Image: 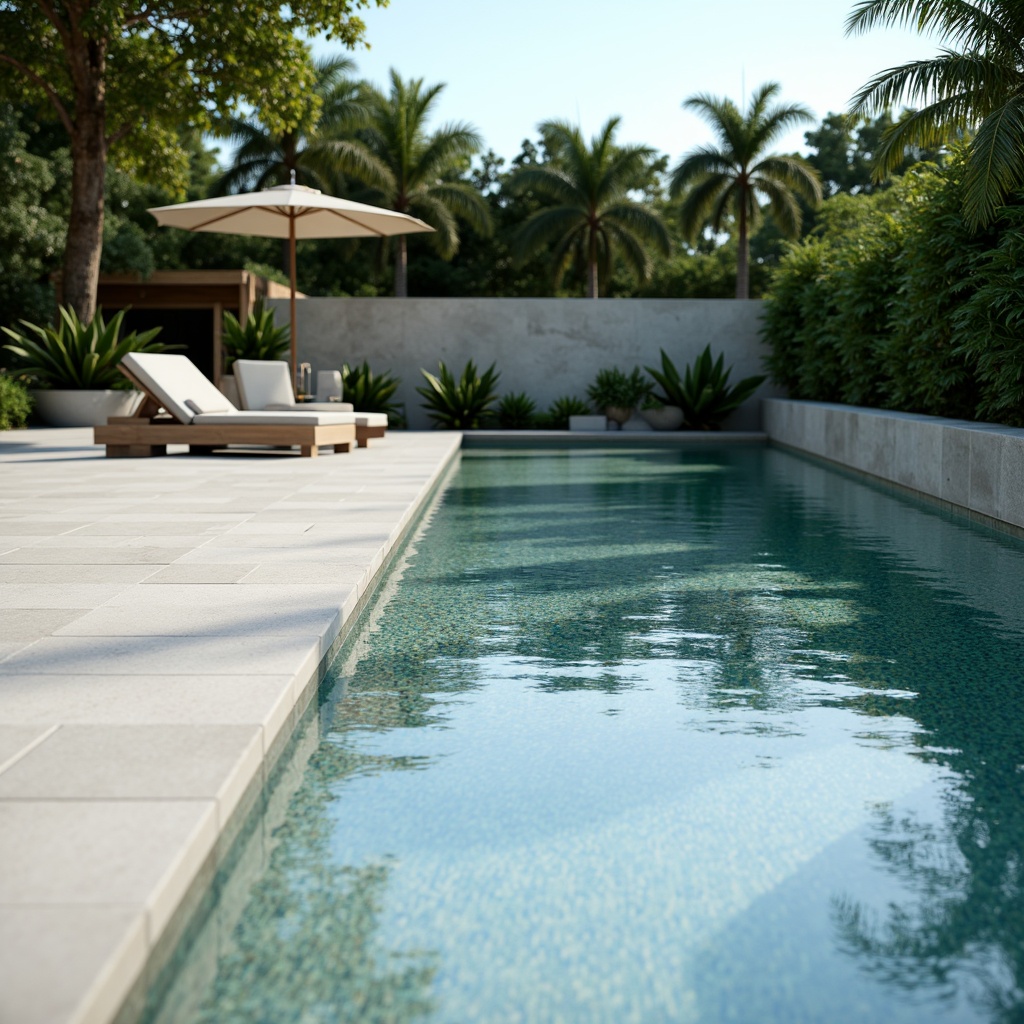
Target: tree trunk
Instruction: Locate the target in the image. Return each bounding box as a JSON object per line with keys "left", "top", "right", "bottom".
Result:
{"left": 394, "top": 236, "right": 408, "bottom": 298}
{"left": 63, "top": 108, "right": 107, "bottom": 321}
{"left": 61, "top": 28, "right": 109, "bottom": 323}
{"left": 735, "top": 187, "right": 750, "bottom": 300}
{"left": 587, "top": 230, "right": 599, "bottom": 298}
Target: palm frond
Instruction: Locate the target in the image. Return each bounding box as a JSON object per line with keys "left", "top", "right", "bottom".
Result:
{"left": 669, "top": 145, "right": 737, "bottom": 196}
{"left": 963, "top": 93, "right": 1024, "bottom": 227}
{"left": 676, "top": 174, "right": 732, "bottom": 238}
{"left": 511, "top": 207, "right": 588, "bottom": 267}
{"left": 602, "top": 202, "right": 671, "bottom": 254}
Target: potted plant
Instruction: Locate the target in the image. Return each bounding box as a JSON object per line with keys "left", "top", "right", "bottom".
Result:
{"left": 586, "top": 367, "right": 651, "bottom": 426}
{"left": 639, "top": 395, "right": 684, "bottom": 431}
{"left": 645, "top": 346, "right": 766, "bottom": 430}
{"left": 220, "top": 301, "right": 290, "bottom": 405}
{"left": 1, "top": 306, "right": 170, "bottom": 427}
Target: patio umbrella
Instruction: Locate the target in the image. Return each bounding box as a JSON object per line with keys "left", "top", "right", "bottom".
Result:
{"left": 148, "top": 175, "right": 433, "bottom": 380}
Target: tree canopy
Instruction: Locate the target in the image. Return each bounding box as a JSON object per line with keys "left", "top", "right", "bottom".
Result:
{"left": 0, "top": 0, "right": 384, "bottom": 318}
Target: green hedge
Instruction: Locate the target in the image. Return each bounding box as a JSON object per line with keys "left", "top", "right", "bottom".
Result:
{"left": 763, "top": 152, "right": 1024, "bottom": 426}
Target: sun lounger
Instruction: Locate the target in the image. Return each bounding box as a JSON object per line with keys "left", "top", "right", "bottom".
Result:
{"left": 234, "top": 359, "right": 388, "bottom": 448}
{"left": 93, "top": 352, "right": 357, "bottom": 458}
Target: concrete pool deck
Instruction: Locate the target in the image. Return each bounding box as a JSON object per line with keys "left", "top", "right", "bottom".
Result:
{"left": 0, "top": 427, "right": 461, "bottom": 1024}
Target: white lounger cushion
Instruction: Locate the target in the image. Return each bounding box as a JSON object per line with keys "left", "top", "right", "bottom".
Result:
{"left": 265, "top": 401, "right": 355, "bottom": 412}
{"left": 192, "top": 411, "right": 356, "bottom": 426}
{"left": 235, "top": 359, "right": 386, "bottom": 428}
{"left": 123, "top": 352, "right": 237, "bottom": 424}
{"left": 234, "top": 360, "right": 296, "bottom": 410}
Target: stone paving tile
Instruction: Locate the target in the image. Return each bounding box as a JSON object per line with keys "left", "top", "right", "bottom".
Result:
{"left": 0, "top": 545, "right": 193, "bottom": 563}
{"left": 0, "top": 584, "right": 128, "bottom": 608}
{"left": 0, "top": 906, "right": 147, "bottom": 1024}
{"left": 0, "top": 673, "right": 294, "bottom": 741}
{"left": 0, "top": 799, "right": 218, "bottom": 937}
{"left": 0, "top": 608, "right": 93, "bottom": 642}
{"left": 0, "top": 725, "right": 263, "bottom": 826}
{"left": 0, "top": 428, "right": 461, "bottom": 1024}
{"left": 0, "top": 563, "right": 160, "bottom": 584}
{"left": 0, "top": 905, "right": 148, "bottom": 1024}
{"left": 0, "top": 633, "right": 323, "bottom": 677}
{"left": 0, "top": 725, "right": 54, "bottom": 770}
{"left": 142, "top": 564, "right": 257, "bottom": 584}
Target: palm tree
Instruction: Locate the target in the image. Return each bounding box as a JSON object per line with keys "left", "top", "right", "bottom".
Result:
{"left": 352, "top": 70, "right": 492, "bottom": 297}
{"left": 508, "top": 118, "right": 670, "bottom": 297}
{"left": 213, "top": 55, "right": 385, "bottom": 195}
{"left": 669, "top": 83, "right": 822, "bottom": 299}
{"left": 847, "top": 0, "right": 1024, "bottom": 229}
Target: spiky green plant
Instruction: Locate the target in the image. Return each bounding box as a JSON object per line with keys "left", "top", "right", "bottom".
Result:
{"left": 416, "top": 360, "right": 500, "bottom": 429}
{"left": 646, "top": 346, "right": 765, "bottom": 430}
{"left": 669, "top": 83, "right": 821, "bottom": 298}
{"left": 536, "top": 395, "right": 592, "bottom": 430}
{"left": 0, "top": 373, "right": 33, "bottom": 429}
{"left": 221, "top": 301, "right": 290, "bottom": 370}
{"left": 2, "top": 306, "right": 168, "bottom": 390}
{"left": 496, "top": 392, "right": 537, "bottom": 429}
{"left": 341, "top": 361, "right": 405, "bottom": 426}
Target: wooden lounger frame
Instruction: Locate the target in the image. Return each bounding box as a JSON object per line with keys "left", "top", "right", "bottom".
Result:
{"left": 93, "top": 365, "right": 356, "bottom": 458}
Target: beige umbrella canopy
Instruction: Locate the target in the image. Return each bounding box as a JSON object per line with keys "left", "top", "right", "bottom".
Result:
{"left": 148, "top": 177, "right": 433, "bottom": 380}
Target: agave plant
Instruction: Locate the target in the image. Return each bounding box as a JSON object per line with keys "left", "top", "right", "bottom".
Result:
{"left": 536, "top": 395, "right": 592, "bottom": 430}
{"left": 496, "top": 392, "right": 537, "bottom": 429}
{"left": 221, "top": 301, "right": 290, "bottom": 370}
{"left": 416, "top": 360, "right": 500, "bottom": 429}
{"left": 341, "top": 361, "right": 405, "bottom": 426}
{"left": 1, "top": 306, "right": 168, "bottom": 390}
{"left": 646, "top": 346, "right": 765, "bottom": 430}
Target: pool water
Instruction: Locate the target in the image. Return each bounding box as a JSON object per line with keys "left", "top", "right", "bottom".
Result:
{"left": 144, "top": 446, "right": 1024, "bottom": 1024}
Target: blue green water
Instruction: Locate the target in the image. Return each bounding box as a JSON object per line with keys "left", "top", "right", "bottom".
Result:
{"left": 145, "top": 446, "right": 1024, "bottom": 1024}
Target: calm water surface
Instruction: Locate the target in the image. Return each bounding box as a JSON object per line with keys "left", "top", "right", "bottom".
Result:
{"left": 146, "top": 446, "right": 1024, "bottom": 1024}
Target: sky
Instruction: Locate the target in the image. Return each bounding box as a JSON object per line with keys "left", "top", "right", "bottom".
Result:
{"left": 310, "top": 0, "right": 942, "bottom": 165}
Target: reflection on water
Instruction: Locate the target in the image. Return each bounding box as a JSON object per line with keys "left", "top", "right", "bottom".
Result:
{"left": 142, "top": 447, "right": 1024, "bottom": 1024}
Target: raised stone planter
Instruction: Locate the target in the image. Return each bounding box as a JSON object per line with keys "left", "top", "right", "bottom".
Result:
{"left": 763, "top": 398, "right": 1024, "bottom": 532}
{"left": 33, "top": 389, "right": 142, "bottom": 427}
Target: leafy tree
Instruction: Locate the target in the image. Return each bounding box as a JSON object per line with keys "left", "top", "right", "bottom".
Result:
{"left": 847, "top": 0, "right": 1024, "bottom": 228}
{"left": 508, "top": 117, "right": 670, "bottom": 298}
{"left": 669, "top": 82, "right": 822, "bottom": 298}
{"left": 350, "top": 70, "right": 492, "bottom": 297}
{"left": 0, "top": 0, "right": 384, "bottom": 321}
{"left": 0, "top": 104, "right": 66, "bottom": 330}
{"left": 805, "top": 111, "right": 946, "bottom": 198}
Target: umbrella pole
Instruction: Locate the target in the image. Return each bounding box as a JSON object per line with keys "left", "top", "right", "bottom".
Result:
{"left": 289, "top": 216, "right": 298, "bottom": 389}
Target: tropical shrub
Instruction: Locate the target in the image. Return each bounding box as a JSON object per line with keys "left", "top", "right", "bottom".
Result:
{"left": 0, "top": 373, "right": 32, "bottom": 429}
{"left": 221, "top": 301, "right": 290, "bottom": 370}
{"left": 496, "top": 392, "right": 536, "bottom": 429}
{"left": 646, "top": 347, "right": 765, "bottom": 430}
{"left": 536, "top": 395, "right": 592, "bottom": 430}
{"left": 417, "top": 360, "right": 500, "bottom": 429}
{"left": 341, "top": 361, "right": 405, "bottom": 426}
{"left": 586, "top": 367, "right": 650, "bottom": 412}
{"left": 1, "top": 306, "right": 168, "bottom": 390}
{"left": 761, "top": 155, "right": 1024, "bottom": 424}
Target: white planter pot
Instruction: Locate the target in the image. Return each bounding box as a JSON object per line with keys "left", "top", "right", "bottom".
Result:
{"left": 33, "top": 389, "right": 143, "bottom": 427}
{"left": 640, "top": 405, "right": 684, "bottom": 431}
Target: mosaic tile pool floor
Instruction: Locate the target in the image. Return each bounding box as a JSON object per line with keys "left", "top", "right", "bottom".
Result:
{"left": 141, "top": 446, "right": 1024, "bottom": 1023}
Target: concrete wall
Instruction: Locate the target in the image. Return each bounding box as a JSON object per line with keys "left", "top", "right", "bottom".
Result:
{"left": 763, "top": 398, "right": 1024, "bottom": 532}
{"left": 269, "top": 297, "right": 778, "bottom": 430}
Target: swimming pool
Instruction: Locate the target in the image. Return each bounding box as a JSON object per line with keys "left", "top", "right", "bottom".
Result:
{"left": 141, "top": 445, "right": 1024, "bottom": 1023}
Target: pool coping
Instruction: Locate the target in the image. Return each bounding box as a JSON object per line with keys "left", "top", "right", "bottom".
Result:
{"left": 0, "top": 429, "right": 462, "bottom": 1024}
